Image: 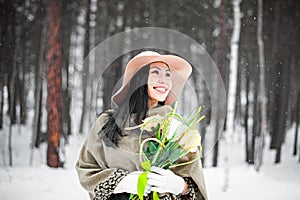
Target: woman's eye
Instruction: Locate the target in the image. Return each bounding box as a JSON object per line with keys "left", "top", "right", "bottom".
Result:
{"left": 151, "top": 70, "right": 159, "bottom": 75}
{"left": 165, "top": 72, "right": 171, "bottom": 77}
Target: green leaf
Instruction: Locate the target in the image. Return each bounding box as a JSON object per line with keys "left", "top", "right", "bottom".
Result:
{"left": 169, "top": 148, "right": 181, "bottom": 163}
{"left": 137, "top": 171, "right": 148, "bottom": 200}
{"left": 153, "top": 191, "right": 160, "bottom": 200}
{"left": 149, "top": 141, "right": 158, "bottom": 153}
{"left": 141, "top": 160, "right": 151, "bottom": 171}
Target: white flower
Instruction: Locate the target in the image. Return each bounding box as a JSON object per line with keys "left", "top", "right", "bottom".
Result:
{"left": 178, "top": 129, "right": 201, "bottom": 153}
{"left": 167, "top": 118, "right": 189, "bottom": 140}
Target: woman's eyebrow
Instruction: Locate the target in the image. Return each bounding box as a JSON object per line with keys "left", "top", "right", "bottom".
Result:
{"left": 151, "top": 66, "right": 170, "bottom": 71}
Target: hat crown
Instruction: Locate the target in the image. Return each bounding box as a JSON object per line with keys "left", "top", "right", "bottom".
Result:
{"left": 134, "top": 51, "right": 161, "bottom": 58}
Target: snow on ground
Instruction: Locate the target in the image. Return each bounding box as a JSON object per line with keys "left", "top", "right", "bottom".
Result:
{"left": 0, "top": 125, "right": 300, "bottom": 200}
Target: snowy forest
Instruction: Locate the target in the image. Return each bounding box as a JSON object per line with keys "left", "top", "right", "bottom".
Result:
{"left": 0, "top": 0, "right": 299, "bottom": 200}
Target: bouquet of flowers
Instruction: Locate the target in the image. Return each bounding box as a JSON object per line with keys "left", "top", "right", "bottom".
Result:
{"left": 126, "top": 102, "right": 205, "bottom": 200}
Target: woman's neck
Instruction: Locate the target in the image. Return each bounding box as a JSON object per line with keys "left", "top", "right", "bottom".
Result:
{"left": 148, "top": 98, "right": 158, "bottom": 109}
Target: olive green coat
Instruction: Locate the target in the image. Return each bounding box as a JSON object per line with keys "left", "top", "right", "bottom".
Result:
{"left": 76, "top": 105, "right": 208, "bottom": 200}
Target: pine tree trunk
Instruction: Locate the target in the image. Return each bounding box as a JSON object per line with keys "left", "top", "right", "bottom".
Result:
{"left": 30, "top": 0, "right": 46, "bottom": 166}
{"left": 250, "top": 81, "right": 259, "bottom": 164}
{"left": 244, "top": 72, "right": 250, "bottom": 163}
{"left": 8, "top": 19, "right": 17, "bottom": 125}
{"left": 234, "top": 66, "right": 241, "bottom": 124}
{"left": 0, "top": 0, "right": 10, "bottom": 130}
{"left": 269, "top": 0, "right": 282, "bottom": 150}
{"left": 273, "top": 0, "right": 291, "bottom": 163}
{"left": 293, "top": 89, "right": 299, "bottom": 156}
{"left": 61, "top": 1, "right": 73, "bottom": 138}
{"left": 8, "top": 14, "right": 17, "bottom": 166}
{"left": 213, "top": 0, "right": 226, "bottom": 167}
{"left": 46, "top": 0, "right": 64, "bottom": 168}
{"left": 18, "top": 23, "right": 27, "bottom": 124}
{"left": 0, "top": 85, "right": 3, "bottom": 129}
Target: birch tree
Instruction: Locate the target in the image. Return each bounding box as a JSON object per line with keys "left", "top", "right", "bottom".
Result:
{"left": 226, "top": 0, "right": 242, "bottom": 138}
{"left": 224, "top": 0, "right": 242, "bottom": 191}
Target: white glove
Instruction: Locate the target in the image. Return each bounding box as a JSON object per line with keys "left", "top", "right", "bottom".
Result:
{"left": 113, "top": 171, "right": 151, "bottom": 195}
{"left": 147, "top": 166, "right": 185, "bottom": 195}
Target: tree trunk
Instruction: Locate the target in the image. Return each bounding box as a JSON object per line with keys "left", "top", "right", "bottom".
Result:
{"left": 250, "top": 80, "right": 259, "bottom": 164}
{"left": 19, "top": 24, "right": 27, "bottom": 124}
{"left": 223, "top": 0, "right": 242, "bottom": 192}
{"left": 213, "top": 0, "right": 226, "bottom": 168}
{"left": 255, "top": 0, "right": 267, "bottom": 172}
{"left": 234, "top": 65, "right": 242, "bottom": 125}
{"left": 0, "top": 85, "right": 3, "bottom": 129}
{"left": 8, "top": 13, "right": 17, "bottom": 166}
{"left": 46, "top": 0, "right": 64, "bottom": 168}
{"left": 61, "top": 0, "right": 73, "bottom": 138}
{"left": 244, "top": 71, "right": 250, "bottom": 163}
{"left": 30, "top": 0, "right": 46, "bottom": 165}
{"left": 293, "top": 88, "right": 299, "bottom": 156}
{"left": 79, "top": 0, "right": 91, "bottom": 133}
{"left": 273, "top": 0, "right": 291, "bottom": 163}
{"left": 269, "top": 0, "right": 282, "bottom": 150}
{"left": 88, "top": 0, "right": 98, "bottom": 127}
{"left": 226, "top": 0, "right": 242, "bottom": 138}
{"left": 1, "top": 0, "right": 13, "bottom": 128}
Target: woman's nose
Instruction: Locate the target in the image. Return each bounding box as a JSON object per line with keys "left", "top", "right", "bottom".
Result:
{"left": 158, "top": 79, "right": 165, "bottom": 84}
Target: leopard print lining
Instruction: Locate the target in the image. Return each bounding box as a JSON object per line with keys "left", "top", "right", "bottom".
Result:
{"left": 93, "top": 169, "right": 129, "bottom": 200}
{"left": 179, "top": 177, "right": 198, "bottom": 200}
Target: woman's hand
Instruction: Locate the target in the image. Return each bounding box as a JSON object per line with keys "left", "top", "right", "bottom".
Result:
{"left": 142, "top": 115, "right": 162, "bottom": 132}
{"left": 113, "top": 171, "right": 151, "bottom": 195}
{"left": 147, "top": 166, "right": 186, "bottom": 195}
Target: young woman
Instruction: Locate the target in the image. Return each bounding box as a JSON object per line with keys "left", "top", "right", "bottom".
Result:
{"left": 76, "top": 51, "right": 207, "bottom": 200}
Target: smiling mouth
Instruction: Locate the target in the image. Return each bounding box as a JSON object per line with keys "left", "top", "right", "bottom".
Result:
{"left": 153, "top": 86, "right": 168, "bottom": 93}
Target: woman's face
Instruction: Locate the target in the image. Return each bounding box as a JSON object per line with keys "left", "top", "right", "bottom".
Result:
{"left": 147, "top": 62, "right": 172, "bottom": 108}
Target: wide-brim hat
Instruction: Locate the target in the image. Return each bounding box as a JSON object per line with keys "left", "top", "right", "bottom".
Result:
{"left": 111, "top": 51, "right": 192, "bottom": 106}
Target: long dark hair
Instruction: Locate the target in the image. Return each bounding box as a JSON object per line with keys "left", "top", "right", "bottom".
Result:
{"left": 100, "top": 64, "right": 157, "bottom": 147}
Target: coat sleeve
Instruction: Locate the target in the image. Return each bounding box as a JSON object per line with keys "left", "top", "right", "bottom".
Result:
{"left": 75, "top": 112, "right": 129, "bottom": 200}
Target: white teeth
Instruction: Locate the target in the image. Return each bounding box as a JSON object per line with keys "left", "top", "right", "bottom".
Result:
{"left": 155, "top": 87, "right": 166, "bottom": 92}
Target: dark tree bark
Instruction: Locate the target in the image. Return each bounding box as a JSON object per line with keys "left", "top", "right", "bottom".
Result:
{"left": 0, "top": 0, "right": 8, "bottom": 129}
{"left": 270, "top": 0, "right": 292, "bottom": 164}
{"left": 269, "top": 0, "right": 282, "bottom": 150}
{"left": 250, "top": 80, "right": 259, "bottom": 164}
{"left": 293, "top": 88, "right": 299, "bottom": 156}
{"left": 244, "top": 71, "right": 250, "bottom": 163}
{"left": 61, "top": 0, "right": 74, "bottom": 138}
{"left": 31, "top": 0, "right": 46, "bottom": 151}
{"left": 213, "top": 0, "right": 227, "bottom": 167}
{"left": 234, "top": 65, "right": 242, "bottom": 124}
{"left": 46, "top": 0, "right": 64, "bottom": 168}
{"left": 19, "top": 23, "right": 27, "bottom": 124}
